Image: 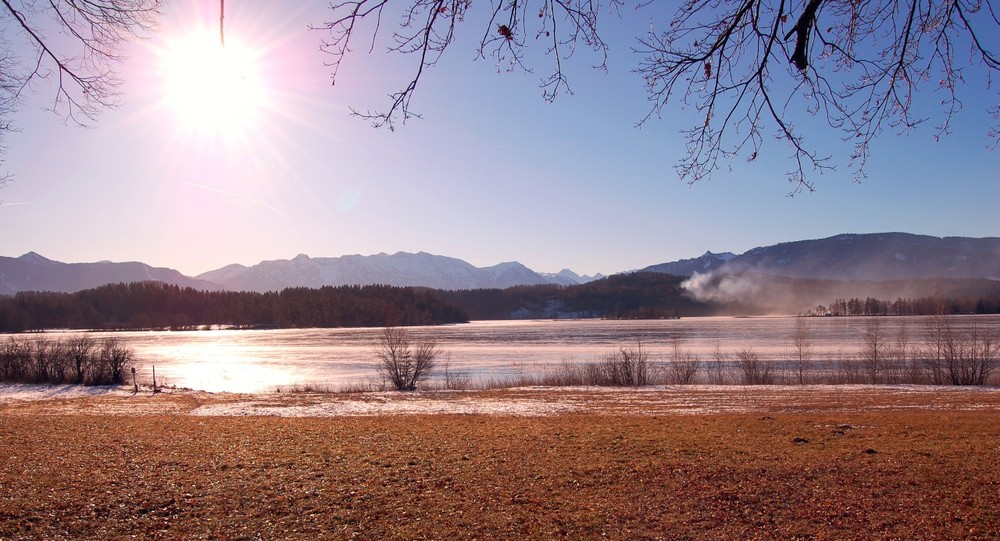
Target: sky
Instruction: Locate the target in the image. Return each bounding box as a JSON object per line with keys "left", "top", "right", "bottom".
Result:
{"left": 1, "top": 1, "right": 998, "bottom": 278}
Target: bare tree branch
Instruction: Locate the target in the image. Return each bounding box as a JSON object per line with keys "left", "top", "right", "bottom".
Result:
{"left": 637, "top": 0, "right": 999, "bottom": 192}
{"left": 318, "top": 1, "right": 999, "bottom": 191}
{"left": 220, "top": 0, "right": 226, "bottom": 47}
{"left": 316, "top": 0, "right": 621, "bottom": 129}
{"left": 0, "top": 0, "right": 159, "bottom": 176}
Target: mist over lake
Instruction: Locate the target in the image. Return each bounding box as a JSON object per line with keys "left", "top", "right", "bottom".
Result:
{"left": 14, "top": 315, "right": 1000, "bottom": 393}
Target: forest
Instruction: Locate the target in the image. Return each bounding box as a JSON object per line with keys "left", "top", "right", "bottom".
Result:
{"left": 440, "top": 272, "right": 713, "bottom": 320}
{"left": 0, "top": 282, "right": 469, "bottom": 332}
{"left": 1, "top": 272, "right": 999, "bottom": 332}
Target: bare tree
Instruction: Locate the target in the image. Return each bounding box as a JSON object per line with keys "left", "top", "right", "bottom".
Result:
{"left": 860, "top": 317, "right": 887, "bottom": 384}
{"left": 315, "top": 0, "right": 615, "bottom": 129}
{"left": 0, "top": 0, "right": 160, "bottom": 172}
{"left": 887, "top": 319, "right": 911, "bottom": 384}
{"left": 791, "top": 316, "right": 812, "bottom": 384}
{"left": 921, "top": 302, "right": 953, "bottom": 384}
{"left": 317, "top": 1, "right": 999, "bottom": 191}
{"left": 374, "top": 325, "right": 438, "bottom": 391}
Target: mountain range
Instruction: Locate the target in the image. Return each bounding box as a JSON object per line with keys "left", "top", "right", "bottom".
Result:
{"left": 0, "top": 252, "right": 221, "bottom": 295}
{"left": 196, "top": 252, "right": 601, "bottom": 293}
{"left": 1, "top": 233, "right": 998, "bottom": 295}
{"left": 642, "top": 233, "right": 1000, "bottom": 281}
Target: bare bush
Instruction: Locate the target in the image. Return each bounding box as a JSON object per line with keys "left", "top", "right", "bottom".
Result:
{"left": 276, "top": 382, "right": 340, "bottom": 394}
{"left": 523, "top": 344, "right": 659, "bottom": 388}
{"left": 0, "top": 338, "right": 30, "bottom": 381}
{"left": 706, "top": 343, "right": 729, "bottom": 385}
{"left": 832, "top": 353, "right": 865, "bottom": 385}
{"left": 860, "top": 317, "right": 888, "bottom": 384}
{"left": 374, "top": 326, "right": 438, "bottom": 391}
{"left": 598, "top": 342, "right": 655, "bottom": 387}
{"left": 527, "top": 362, "right": 587, "bottom": 387}
{"left": 920, "top": 313, "right": 998, "bottom": 386}
{"left": 440, "top": 356, "right": 471, "bottom": 391}
{"left": 98, "top": 338, "right": 135, "bottom": 385}
{"left": 67, "top": 337, "right": 96, "bottom": 384}
{"left": 937, "top": 319, "right": 997, "bottom": 386}
{"left": 735, "top": 349, "right": 773, "bottom": 385}
{"left": 665, "top": 339, "right": 700, "bottom": 385}
{"left": 28, "top": 339, "right": 54, "bottom": 383}
{"left": 0, "top": 336, "right": 136, "bottom": 385}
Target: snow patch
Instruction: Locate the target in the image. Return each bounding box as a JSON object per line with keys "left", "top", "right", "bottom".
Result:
{"left": 6, "top": 384, "right": 1000, "bottom": 417}
{"left": 0, "top": 383, "right": 131, "bottom": 402}
{"left": 192, "top": 396, "right": 581, "bottom": 417}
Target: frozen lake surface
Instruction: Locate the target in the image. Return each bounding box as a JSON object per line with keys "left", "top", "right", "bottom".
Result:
{"left": 15, "top": 315, "right": 1000, "bottom": 393}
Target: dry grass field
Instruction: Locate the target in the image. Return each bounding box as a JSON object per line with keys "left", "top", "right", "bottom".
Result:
{"left": 2, "top": 386, "right": 999, "bottom": 540}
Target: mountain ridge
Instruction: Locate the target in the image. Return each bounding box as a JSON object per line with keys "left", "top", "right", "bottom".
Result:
{"left": 0, "top": 251, "right": 604, "bottom": 295}
{"left": 641, "top": 233, "right": 1000, "bottom": 281}
{"left": 195, "top": 251, "right": 604, "bottom": 292}
{"left": 0, "top": 252, "right": 223, "bottom": 295}
{"left": 3, "top": 232, "right": 998, "bottom": 295}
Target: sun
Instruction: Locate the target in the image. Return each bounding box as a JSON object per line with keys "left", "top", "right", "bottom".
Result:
{"left": 158, "top": 31, "right": 268, "bottom": 137}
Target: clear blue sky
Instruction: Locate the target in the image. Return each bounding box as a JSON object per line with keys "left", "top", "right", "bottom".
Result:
{"left": 2, "top": 1, "right": 998, "bottom": 278}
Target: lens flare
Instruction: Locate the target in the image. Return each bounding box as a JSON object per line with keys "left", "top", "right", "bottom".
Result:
{"left": 158, "top": 31, "right": 269, "bottom": 138}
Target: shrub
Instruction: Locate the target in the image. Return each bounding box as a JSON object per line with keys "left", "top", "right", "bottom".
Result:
{"left": 735, "top": 349, "right": 774, "bottom": 385}
{"left": 374, "top": 326, "right": 438, "bottom": 391}
{"left": 920, "top": 313, "right": 999, "bottom": 386}
{"left": 598, "top": 342, "right": 655, "bottom": 386}
{"left": 99, "top": 337, "right": 135, "bottom": 385}
{"left": 0, "top": 335, "right": 136, "bottom": 385}
{"left": 665, "top": 339, "right": 700, "bottom": 385}
{"left": 67, "top": 336, "right": 96, "bottom": 384}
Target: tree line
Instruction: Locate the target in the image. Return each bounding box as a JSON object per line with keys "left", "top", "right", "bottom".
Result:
{"left": 0, "top": 282, "right": 469, "bottom": 332}
{"left": 441, "top": 272, "right": 714, "bottom": 320}
{"left": 3, "top": 274, "right": 999, "bottom": 333}
{"left": 0, "top": 273, "right": 708, "bottom": 332}
{"left": 809, "top": 295, "right": 1000, "bottom": 317}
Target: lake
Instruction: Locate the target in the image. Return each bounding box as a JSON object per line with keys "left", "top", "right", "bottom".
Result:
{"left": 15, "top": 315, "right": 1000, "bottom": 392}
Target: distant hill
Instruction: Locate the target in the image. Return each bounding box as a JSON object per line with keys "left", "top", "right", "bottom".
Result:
{"left": 680, "top": 272, "right": 1000, "bottom": 315}
{"left": 0, "top": 252, "right": 221, "bottom": 295}
{"left": 197, "top": 252, "right": 602, "bottom": 292}
{"left": 5, "top": 233, "right": 998, "bottom": 299}
{"left": 0, "top": 252, "right": 601, "bottom": 295}
{"left": 642, "top": 233, "right": 1000, "bottom": 281}
{"left": 643, "top": 251, "right": 737, "bottom": 277}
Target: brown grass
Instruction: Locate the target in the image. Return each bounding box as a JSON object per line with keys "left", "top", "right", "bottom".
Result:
{"left": 2, "top": 388, "right": 1000, "bottom": 540}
